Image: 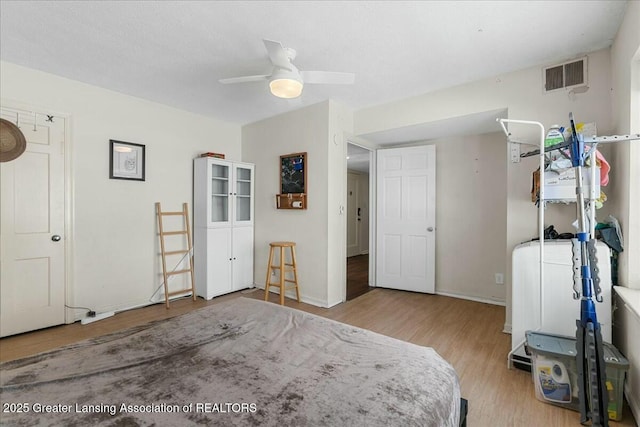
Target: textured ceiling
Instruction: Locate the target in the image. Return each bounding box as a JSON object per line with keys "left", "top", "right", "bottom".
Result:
{"left": 0, "top": 1, "right": 628, "bottom": 126}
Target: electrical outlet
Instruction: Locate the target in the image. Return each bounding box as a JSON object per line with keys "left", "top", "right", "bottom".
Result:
{"left": 510, "top": 143, "right": 520, "bottom": 163}
{"left": 495, "top": 273, "right": 504, "bottom": 285}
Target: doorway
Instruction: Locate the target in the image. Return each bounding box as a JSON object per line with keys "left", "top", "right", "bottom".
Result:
{"left": 346, "top": 143, "right": 372, "bottom": 300}
{"left": 376, "top": 145, "right": 436, "bottom": 293}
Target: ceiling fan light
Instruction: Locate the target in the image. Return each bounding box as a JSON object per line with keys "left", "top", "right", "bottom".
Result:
{"left": 269, "top": 78, "right": 303, "bottom": 99}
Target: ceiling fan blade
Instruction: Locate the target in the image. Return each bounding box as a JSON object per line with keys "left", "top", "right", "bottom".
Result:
{"left": 300, "top": 71, "right": 355, "bottom": 85}
{"left": 263, "top": 39, "right": 292, "bottom": 71}
{"left": 219, "top": 74, "right": 270, "bottom": 84}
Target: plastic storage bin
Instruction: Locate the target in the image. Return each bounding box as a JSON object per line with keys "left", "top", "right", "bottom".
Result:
{"left": 541, "top": 166, "right": 600, "bottom": 202}
{"left": 525, "top": 331, "right": 629, "bottom": 421}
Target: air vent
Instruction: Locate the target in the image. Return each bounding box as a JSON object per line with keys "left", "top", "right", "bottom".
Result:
{"left": 543, "top": 57, "right": 587, "bottom": 92}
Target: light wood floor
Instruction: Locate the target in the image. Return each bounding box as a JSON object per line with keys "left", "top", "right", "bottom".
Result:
{"left": 1, "top": 288, "right": 636, "bottom": 427}
{"left": 346, "top": 254, "right": 371, "bottom": 300}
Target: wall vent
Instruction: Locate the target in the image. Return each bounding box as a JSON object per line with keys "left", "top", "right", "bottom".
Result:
{"left": 543, "top": 57, "right": 587, "bottom": 92}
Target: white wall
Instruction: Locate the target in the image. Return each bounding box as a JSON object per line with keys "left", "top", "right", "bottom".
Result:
{"left": 241, "top": 100, "right": 352, "bottom": 307}
{"left": 608, "top": 1, "right": 640, "bottom": 422}
{"left": 610, "top": 0, "right": 640, "bottom": 289}
{"left": 354, "top": 49, "right": 613, "bottom": 139}
{"left": 1, "top": 61, "right": 241, "bottom": 317}
{"left": 429, "top": 132, "right": 508, "bottom": 303}
{"left": 355, "top": 48, "right": 614, "bottom": 330}
{"left": 327, "top": 100, "right": 353, "bottom": 304}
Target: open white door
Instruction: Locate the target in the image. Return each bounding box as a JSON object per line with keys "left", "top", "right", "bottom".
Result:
{"left": 376, "top": 145, "right": 435, "bottom": 293}
{"left": 1, "top": 106, "right": 66, "bottom": 337}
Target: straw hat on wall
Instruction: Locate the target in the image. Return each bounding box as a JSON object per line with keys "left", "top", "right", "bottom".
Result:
{"left": 0, "top": 118, "right": 27, "bottom": 162}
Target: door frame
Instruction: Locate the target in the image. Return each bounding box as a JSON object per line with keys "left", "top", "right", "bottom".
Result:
{"left": 344, "top": 138, "right": 377, "bottom": 302}
{"left": 367, "top": 149, "right": 376, "bottom": 287}
{"left": 1, "top": 98, "right": 74, "bottom": 324}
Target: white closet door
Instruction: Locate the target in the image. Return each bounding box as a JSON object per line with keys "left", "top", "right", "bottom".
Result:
{"left": 376, "top": 145, "right": 436, "bottom": 293}
{"left": 232, "top": 226, "right": 254, "bottom": 291}
{"left": 1, "top": 108, "right": 66, "bottom": 337}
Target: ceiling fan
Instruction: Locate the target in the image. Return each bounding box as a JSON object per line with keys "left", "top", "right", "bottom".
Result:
{"left": 219, "top": 39, "right": 355, "bottom": 99}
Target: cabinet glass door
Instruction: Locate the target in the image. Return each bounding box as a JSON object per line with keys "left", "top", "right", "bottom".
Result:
{"left": 210, "top": 163, "right": 229, "bottom": 223}
{"left": 235, "top": 166, "right": 252, "bottom": 223}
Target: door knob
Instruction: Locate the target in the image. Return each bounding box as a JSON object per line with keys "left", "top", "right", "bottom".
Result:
{"left": 51, "top": 235, "right": 62, "bottom": 241}
{"left": 427, "top": 227, "right": 434, "bottom": 232}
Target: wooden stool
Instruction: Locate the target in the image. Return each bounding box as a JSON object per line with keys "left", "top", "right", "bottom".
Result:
{"left": 264, "top": 242, "right": 300, "bottom": 305}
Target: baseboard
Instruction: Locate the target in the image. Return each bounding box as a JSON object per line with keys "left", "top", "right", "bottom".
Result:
{"left": 435, "top": 291, "right": 506, "bottom": 307}
{"left": 80, "top": 311, "right": 115, "bottom": 325}
{"left": 301, "top": 296, "right": 333, "bottom": 308}
{"left": 503, "top": 323, "right": 512, "bottom": 334}
{"left": 261, "top": 287, "right": 329, "bottom": 308}
{"left": 72, "top": 293, "right": 195, "bottom": 323}
{"left": 326, "top": 298, "right": 343, "bottom": 308}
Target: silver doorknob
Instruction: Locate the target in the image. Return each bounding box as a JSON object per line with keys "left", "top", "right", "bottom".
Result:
{"left": 427, "top": 227, "right": 434, "bottom": 232}
{"left": 51, "top": 235, "right": 62, "bottom": 242}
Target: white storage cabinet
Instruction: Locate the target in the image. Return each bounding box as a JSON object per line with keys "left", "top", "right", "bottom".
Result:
{"left": 193, "top": 157, "right": 254, "bottom": 299}
{"left": 511, "top": 240, "right": 612, "bottom": 350}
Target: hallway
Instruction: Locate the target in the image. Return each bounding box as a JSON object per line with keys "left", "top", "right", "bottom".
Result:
{"left": 346, "top": 254, "right": 370, "bottom": 300}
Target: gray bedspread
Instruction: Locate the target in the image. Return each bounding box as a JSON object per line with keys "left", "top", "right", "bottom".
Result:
{"left": 1, "top": 298, "right": 460, "bottom": 426}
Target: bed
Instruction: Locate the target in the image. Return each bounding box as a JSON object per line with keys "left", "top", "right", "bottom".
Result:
{"left": 0, "top": 298, "right": 461, "bottom": 426}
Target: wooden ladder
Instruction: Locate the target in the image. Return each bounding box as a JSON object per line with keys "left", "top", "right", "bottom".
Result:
{"left": 156, "top": 202, "right": 197, "bottom": 308}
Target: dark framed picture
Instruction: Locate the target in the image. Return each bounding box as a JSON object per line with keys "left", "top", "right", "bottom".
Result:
{"left": 109, "top": 140, "right": 145, "bottom": 181}
{"left": 280, "top": 152, "right": 306, "bottom": 194}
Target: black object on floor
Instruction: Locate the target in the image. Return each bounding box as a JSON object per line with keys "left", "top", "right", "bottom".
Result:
{"left": 459, "top": 398, "right": 468, "bottom": 427}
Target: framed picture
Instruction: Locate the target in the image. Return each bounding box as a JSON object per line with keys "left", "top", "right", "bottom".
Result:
{"left": 280, "top": 152, "right": 306, "bottom": 194}
{"left": 109, "top": 140, "right": 145, "bottom": 181}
